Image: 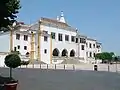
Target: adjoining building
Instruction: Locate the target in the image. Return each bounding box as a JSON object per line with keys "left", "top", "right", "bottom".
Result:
{"left": 0, "top": 11, "right": 102, "bottom": 66}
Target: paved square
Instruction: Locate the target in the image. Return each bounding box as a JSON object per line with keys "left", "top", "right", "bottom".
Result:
{"left": 0, "top": 68, "right": 120, "bottom": 90}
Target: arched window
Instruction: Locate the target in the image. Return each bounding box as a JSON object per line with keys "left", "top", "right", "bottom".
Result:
{"left": 62, "top": 49, "right": 68, "bottom": 56}
{"left": 90, "top": 52, "right": 92, "bottom": 57}
{"left": 53, "top": 48, "right": 59, "bottom": 56}
{"left": 26, "top": 52, "right": 30, "bottom": 57}
{"left": 70, "top": 50, "right": 75, "bottom": 57}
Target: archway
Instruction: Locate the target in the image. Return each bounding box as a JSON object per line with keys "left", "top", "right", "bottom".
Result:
{"left": 70, "top": 50, "right": 75, "bottom": 57}
{"left": 62, "top": 49, "right": 68, "bottom": 56}
{"left": 26, "top": 52, "right": 30, "bottom": 57}
{"left": 53, "top": 48, "right": 59, "bottom": 56}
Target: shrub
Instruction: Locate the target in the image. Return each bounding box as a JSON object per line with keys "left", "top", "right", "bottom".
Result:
{"left": 4, "top": 54, "right": 21, "bottom": 78}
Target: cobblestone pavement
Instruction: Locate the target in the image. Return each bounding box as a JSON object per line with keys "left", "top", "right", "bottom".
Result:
{"left": 0, "top": 68, "right": 120, "bottom": 90}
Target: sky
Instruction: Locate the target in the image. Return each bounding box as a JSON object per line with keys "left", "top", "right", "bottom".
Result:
{"left": 17, "top": 0, "right": 120, "bottom": 55}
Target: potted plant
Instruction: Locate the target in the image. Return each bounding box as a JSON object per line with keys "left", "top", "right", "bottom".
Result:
{"left": 4, "top": 53, "right": 21, "bottom": 90}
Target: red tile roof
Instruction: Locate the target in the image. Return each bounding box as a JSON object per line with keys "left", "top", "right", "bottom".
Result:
{"left": 41, "top": 17, "right": 70, "bottom": 27}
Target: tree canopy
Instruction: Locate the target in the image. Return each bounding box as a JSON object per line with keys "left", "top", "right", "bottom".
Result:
{"left": 95, "top": 52, "right": 114, "bottom": 62}
{"left": 0, "top": 0, "right": 21, "bottom": 30}
{"left": 4, "top": 54, "right": 21, "bottom": 68}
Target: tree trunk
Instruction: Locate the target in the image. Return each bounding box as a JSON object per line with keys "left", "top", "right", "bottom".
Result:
{"left": 10, "top": 68, "right": 12, "bottom": 78}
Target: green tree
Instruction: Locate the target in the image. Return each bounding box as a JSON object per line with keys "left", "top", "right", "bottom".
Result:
{"left": 11, "top": 50, "right": 20, "bottom": 55}
{"left": 114, "top": 56, "right": 118, "bottom": 62}
{"left": 95, "top": 52, "right": 113, "bottom": 63}
{"left": 4, "top": 54, "right": 21, "bottom": 78}
{"left": 110, "top": 52, "right": 115, "bottom": 57}
{"left": 0, "top": 0, "right": 21, "bottom": 30}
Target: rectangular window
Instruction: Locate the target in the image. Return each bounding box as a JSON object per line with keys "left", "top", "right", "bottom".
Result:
{"left": 16, "top": 34, "right": 20, "bottom": 40}
{"left": 58, "top": 33, "right": 62, "bottom": 41}
{"left": 65, "top": 35, "right": 69, "bottom": 41}
{"left": 80, "top": 38, "right": 86, "bottom": 43}
{"left": 86, "top": 43, "right": 88, "bottom": 47}
{"left": 93, "top": 44, "right": 95, "bottom": 48}
{"left": 90, "top": 52, "right": 92, "bottom": 57}
{"left": 44, "top": 36, "right": 48, "bottom": 41}
{"left": 14, "top": 47, "right": 17, "bottom": 51}
{"left": 24, "top": 35, "right": 28, "bottom": 41}
{"left": 94, "top": 53, "right": 96, "bottom": 57}
{"left": 89, "top": 43, "right": 92, "bottom": 48}
{"left": 71, "top": 36, "right": 75, "bottom": 42}
{"left": 96, "top": 45, "right": 100, "bottom": 48}
{"left": 86, "top": 52, "right": 88, "bottom": 57}
{"left": 51, "top": 32, "right": 55, "bottom": 39}
{"left": 81, "top": 45, "right": 85, "bottom": 50}
{"left": 17, "top": 45, "right": 20, "bottom": 49}
{"left": 24, "top": 46, "right": 27, "bottom": 50}
{"left": 44, "top": 49, "right": 47, "bottom": 54}
{"left": 76, "top": 38, "right": 78, "bottom": 43}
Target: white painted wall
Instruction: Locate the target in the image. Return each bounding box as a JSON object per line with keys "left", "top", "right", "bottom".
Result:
{"left": 34, "top": 24, "right": 103, "bottom": 64}
{"left": 0, "top": 23, "right": 102, "bottom": 65}
{"left": 86, "top": 39, "right": 97, "bottom": 58}
{"left": 0, "top": 54, "right": 7, "bottom": 67}
{"left": 42, "top": 25, "right": 76, "bottom": 59}
{"left": 13, "top": 32, "right": 31, "bottom": 55}
{"left": 0, "top": 33, "right": 10, "bottom": 52}
{"left": 40, "top": 35, "right": 51, "bottom": 64}
{"left": 79, "top": 43, "right": 87, "bottom": 62}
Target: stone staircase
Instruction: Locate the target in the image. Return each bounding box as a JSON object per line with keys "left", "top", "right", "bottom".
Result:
{"left": 61, "top": 57, "right": 85, "bottom": 64}
{"left": 32, "top": 59, "right": 46, "bottom": 64}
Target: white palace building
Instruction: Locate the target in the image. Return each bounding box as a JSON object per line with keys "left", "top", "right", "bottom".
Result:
{"left": 0, "top": 11, "right": 102, "bottom": 66}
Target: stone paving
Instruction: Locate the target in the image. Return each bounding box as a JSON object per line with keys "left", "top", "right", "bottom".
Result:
{"left": 0, "top": 68, "right": 120, "bottom": 90}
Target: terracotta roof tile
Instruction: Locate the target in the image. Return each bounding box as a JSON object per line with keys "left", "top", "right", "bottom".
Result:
{"left": 41, "top": 17, "right": 69, "bottom": 27}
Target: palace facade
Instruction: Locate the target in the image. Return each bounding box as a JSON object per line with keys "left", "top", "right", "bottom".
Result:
{"left": 0, "top": 11, "right": 102, "bottom": 66}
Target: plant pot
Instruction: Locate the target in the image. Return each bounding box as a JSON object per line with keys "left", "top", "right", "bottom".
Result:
{"left": 0, "top": 76, "right": 18, "bottom": 90}
{"left": 5, "top": 82, "right": 18, "bottom": 90}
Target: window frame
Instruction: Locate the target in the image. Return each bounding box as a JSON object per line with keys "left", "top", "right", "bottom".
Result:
{"left": 24, "top": 46, "right": 27, "bottom": 50}
{"left": 51, "top": 32, "right": 56, "bottom": 39}
{"left": 65, "top": 35, "right": 69, "bottom": 41}
{"left": 71, "top": 36, "right": 75, "bottom": 42}
{"left": 81, "top": 45, "right": 85, "bottom": 50}
{"left": 24, "top": 35, "right": 28, "bottom": 41}
{"left": 44, "top": 49, "right": 47, "bottom": 54}
{"left": 44, "top": 36, "right": 48, "bottom": 41}
{"left": 16, "top": 34, "right": 20, "bottom": 40}
{"left": 58, "top": 33, "right": 63, "bottom": 41}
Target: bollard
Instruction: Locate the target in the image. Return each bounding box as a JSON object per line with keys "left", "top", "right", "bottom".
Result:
{"left": 26, "top": 65, "right": 27, "bottom": 68}
{"left": 108, "top": 65, "right": 110, "bottom": 72}
{"left": 32, "top": 64, "right": 34, "bottom": 68}
{"left": 64, "top": 64, "right": 65, "bottom": 70}
{"left": 73, "top": 65, "right": 75, "bottom": 70}
{"left": 55, "top": 64, "right": 56, "bottom": 70}
{"left": 40, "top": 64, "right": 41, "bottom": 69}
{"left": 47, "top": 64, "right": 48, "bottom": 70}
